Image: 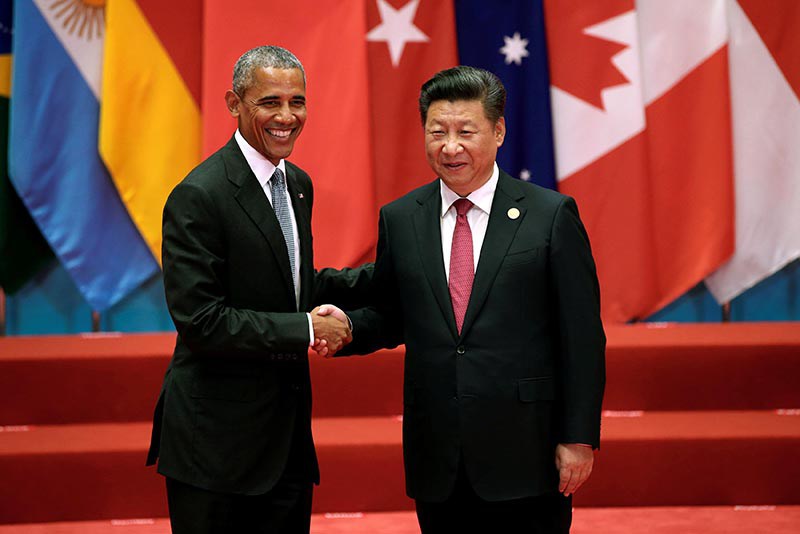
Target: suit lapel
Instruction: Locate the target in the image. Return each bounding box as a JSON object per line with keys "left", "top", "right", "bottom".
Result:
{"left": 225, "top": 139, "right": 296, "bottom": 306}
{"left": 413, "top": 181, "right": 459, "bottom": 341}
{"left": 459, "top": 172, "right": 526, "bottom": 339}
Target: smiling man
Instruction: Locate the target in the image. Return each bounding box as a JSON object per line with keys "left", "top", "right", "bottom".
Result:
{"left": 147, "top": 46, "right": 370, "bottom": 534}
{"left": 340, "top": 66, "right": 606, "bottom": 533}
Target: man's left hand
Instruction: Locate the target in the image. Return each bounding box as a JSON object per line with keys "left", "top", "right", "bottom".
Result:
{"left": 555, "top": 443, "right": 594, "bottom": 497}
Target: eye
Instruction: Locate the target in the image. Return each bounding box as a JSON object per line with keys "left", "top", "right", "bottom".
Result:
{"left": 429, "top": 130, "right": 445, "bottom": 138}
{"left": 460, "top": 130, "right": 475, "bottom": 136}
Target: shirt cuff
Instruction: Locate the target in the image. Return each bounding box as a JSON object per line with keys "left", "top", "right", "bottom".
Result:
{"left": 306, "top": 313, "right": 314, "bottom": 346}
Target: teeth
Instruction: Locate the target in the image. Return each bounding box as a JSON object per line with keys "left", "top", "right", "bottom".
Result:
{"left": 268, "top": 129, "right": 291, "bottom": 138}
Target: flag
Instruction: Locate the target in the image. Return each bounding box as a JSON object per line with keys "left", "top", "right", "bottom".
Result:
{"left": 705, "top": 0, "right": 800, "bottom": 302}
{"left": 202, "top": 0, "right": 457, "bottom": 268}
{"left": 0, "top": 0, "right": 53, "bottom": 293}
{"left": 454, "top": 0, "right": 556, "bottom": 189}
{"left": 99, "top": 0, "right": 203, "bottom": 265}
{"left": 9, "top": 0, "right": 158, "bottom": 311}
{"left": 545, "top": 0, "right": 735, "bottom": 323}
{"left": 365, "top": 0, "right": 458, "bottom": 209}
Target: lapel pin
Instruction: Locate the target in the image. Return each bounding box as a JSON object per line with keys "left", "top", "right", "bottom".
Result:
{"left": 297, "top": 193, "right": 304, "bottom": 199}
{"left": 507, "top": 207, "right": 520, "bottom": 220}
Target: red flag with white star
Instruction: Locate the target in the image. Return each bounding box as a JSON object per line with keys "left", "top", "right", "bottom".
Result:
{"left": 366, "top": 0, "right": 458, "bottom": 208}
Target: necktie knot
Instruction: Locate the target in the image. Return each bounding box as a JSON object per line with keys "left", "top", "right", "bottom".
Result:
{"left": 453, "top": 198, "right": 473, "bottom": 217}
{"left": 271, "top": 167, "right": 286, "bottom": 188}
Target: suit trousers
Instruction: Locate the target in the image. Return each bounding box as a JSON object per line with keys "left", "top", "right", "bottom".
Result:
{"left": 166, "top": 421, "right": 315, "bottom": 534}
{"left": 415, "top": 456, "right": 572, "bottom": 534}
{"left": 166, "top": 474, "right": 313, "bottom": 534}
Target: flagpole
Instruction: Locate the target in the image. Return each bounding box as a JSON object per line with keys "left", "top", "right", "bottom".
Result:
{"left": 721, "top": 302, "right": 731, "bottom": 323}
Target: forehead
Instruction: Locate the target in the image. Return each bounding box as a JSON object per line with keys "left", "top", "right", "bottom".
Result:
{"left": 246, "top": 67, "right": 305, "bottom": 96}
{"left": 426, "top": 99, "right": 488, "bottom": 124}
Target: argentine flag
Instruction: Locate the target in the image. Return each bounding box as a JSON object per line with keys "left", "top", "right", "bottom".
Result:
{"left": 9, "top": 0, "right": 158, "bottom": 311}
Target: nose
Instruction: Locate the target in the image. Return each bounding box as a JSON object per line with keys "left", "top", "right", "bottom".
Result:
{"left": 274, "top": 103, "right": 293, "bottom": 123}
{"left": 442, "top": 135, "right": 463, "bottom": 156}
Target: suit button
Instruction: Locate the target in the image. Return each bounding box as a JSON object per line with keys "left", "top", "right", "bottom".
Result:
{"left": 456, "top": 346, "right": 465, "bottom": 355}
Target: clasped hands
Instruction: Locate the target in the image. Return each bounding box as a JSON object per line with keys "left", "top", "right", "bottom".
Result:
{"left": 310, "top": 304, "right": 351, "bottom": 357}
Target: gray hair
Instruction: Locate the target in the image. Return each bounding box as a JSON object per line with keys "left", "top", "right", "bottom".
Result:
{"left": 419, "top": 66, "right": 506, "bottom": 125}
{"left": 232, "top": 45, "right": 306, "bottom": 95}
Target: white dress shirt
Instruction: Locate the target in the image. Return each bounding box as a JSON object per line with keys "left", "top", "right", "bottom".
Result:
{"left": 440, "top": 163, "right": 499, "bottom": 282}
{"left": 234, "top": 130, "right": 314, "bottom": 343}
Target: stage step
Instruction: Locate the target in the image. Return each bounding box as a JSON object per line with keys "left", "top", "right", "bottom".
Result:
{"left": 2, "top": 323, "right": 800, "bottom": 425}
{"left": 2, "top": 506, "right": 800, "bottom": 534}
{"left": 1, "top": 411, "right": 799, "bottom": 524}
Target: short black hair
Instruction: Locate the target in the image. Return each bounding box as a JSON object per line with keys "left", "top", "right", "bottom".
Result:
{"left": 418, "top": 66, "right": 506, "bottom": 125}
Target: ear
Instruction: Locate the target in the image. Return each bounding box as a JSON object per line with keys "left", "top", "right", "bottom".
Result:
{"left": 495, "top": 117, "right": 506, "bottom": 147}
{"left": 224, "top": 90, "right": 241, "bottom": 118}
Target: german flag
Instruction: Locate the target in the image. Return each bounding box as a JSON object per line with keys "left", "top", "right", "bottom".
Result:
{"left": 100, "top": 0, "right": 202, "bottom": 265}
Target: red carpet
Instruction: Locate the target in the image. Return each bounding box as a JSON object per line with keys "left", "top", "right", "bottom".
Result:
{"left": 1, "top": 507, "right": 799, "bottom": 533}
{"left": 1, "top": 323, "right": 799, "bottom": 530}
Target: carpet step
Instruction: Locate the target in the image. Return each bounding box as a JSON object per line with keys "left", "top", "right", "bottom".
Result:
{"left": 2, "top": 506, "right": 800, "bottom": 534}
{"left": 1, "top": 411, "right": 799, "bottom": 524}
{"left": 2, "top": 323, "right": 800, "bottom": 425}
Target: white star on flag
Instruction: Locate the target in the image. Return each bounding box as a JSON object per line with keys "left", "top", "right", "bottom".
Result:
{"left": 500, "top": 32, "right": 529, "bottom": 65}
{"left": 367, "top": 0, "right": 429, "bottom": 67}
{"left": 519, "top": 169, "right": 532, "bottom": 181}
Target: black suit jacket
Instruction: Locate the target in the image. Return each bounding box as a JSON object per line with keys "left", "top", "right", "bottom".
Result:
{"left": 347, "top": 170, "right": 606, "bottom": 502}
{"left": 147, "top": 136, "right": 371, "bottom": 495}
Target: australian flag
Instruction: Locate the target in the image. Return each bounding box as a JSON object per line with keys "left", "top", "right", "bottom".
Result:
{"left": 455, "top": 0, "right": 557, "bottom": 190}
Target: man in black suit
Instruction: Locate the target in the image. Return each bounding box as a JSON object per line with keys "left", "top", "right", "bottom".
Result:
{"left": 331, "top": 66, "right": 606, "bottom": 533}
{"left": 146, "top": 45, "right": 369, "bottom": 534}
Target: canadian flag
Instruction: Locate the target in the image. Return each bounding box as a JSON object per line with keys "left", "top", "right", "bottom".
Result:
{"left": 545, "top": 0, "right": 737, "bottom": 323}
{"left": 704, "top": 0, "right": 800, "bottom": 303}
{"left": 202, "top": 0, "right": 457, "bottom": 268}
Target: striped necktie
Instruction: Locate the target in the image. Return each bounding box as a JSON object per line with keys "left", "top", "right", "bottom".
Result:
{"left": 270, "top": 167, "right": 296, "bottom": 289}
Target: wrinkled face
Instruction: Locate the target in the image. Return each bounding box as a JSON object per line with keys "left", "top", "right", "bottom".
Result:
{"left": 225, "top": 67, "right": 306, "bottom": 165}
{"left": 424, "top": 99, "right": 505, "bottom": 196}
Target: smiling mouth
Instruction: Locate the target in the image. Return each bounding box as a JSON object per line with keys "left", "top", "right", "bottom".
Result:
{"left": 444, "top": 162, "right": 467, "bottom": 170}
{"left": 267, "top": 128, "right": 293, "bottom": 139}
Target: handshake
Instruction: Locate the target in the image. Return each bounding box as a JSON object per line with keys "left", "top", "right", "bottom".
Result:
{"left": 310, "top": 304, "right": 351, "bottom": 357}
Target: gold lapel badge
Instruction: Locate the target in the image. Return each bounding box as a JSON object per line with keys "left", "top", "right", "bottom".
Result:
{"left": 507, "top": 207, "right": 520, "bottom": 220}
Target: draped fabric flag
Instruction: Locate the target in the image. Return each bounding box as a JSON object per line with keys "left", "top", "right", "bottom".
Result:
{"left": 545, "top": 0, "right": 735, "bottom": 323}
{"left": 203, "top": 0, "right": 457, "bottom": 268}
{"left": 365, "top": 0, "right": 458, "bottom": 210}
{"left": 0, "top": 0, "right": 53, "bottom": 294}
{"left": 9, "top": 0, "right": 158, "bottom": 311}
{"left": 100, "top": 0, "right": 202, "bottom": 265}
{"left": 455, "top": 0, "right": 556, "bottom": 190}
{"left": 705, "top": 0, "right": 800, "bottom": 303}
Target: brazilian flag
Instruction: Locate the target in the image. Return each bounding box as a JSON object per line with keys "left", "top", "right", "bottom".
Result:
{"left": 0, "top": 0, "right": 53, "bottom": 294}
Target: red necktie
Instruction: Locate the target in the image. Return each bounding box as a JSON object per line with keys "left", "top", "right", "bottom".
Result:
{"left": 449, "top": 198, "right": 474, "bottom": 334}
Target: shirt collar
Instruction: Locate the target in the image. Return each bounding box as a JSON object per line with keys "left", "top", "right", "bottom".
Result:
{"left": 234, "top": 129, "right": 287, "bottom": 189}
{"left": 440, "top": 162, "right": 499, "bottom": 218}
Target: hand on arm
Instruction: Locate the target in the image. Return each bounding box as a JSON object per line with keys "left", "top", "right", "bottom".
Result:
{"left": 310, "top": 305, "right": 352, "bottom": 357}
{"left": 555, "top": 443, "right": 594, "bottom": 497}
